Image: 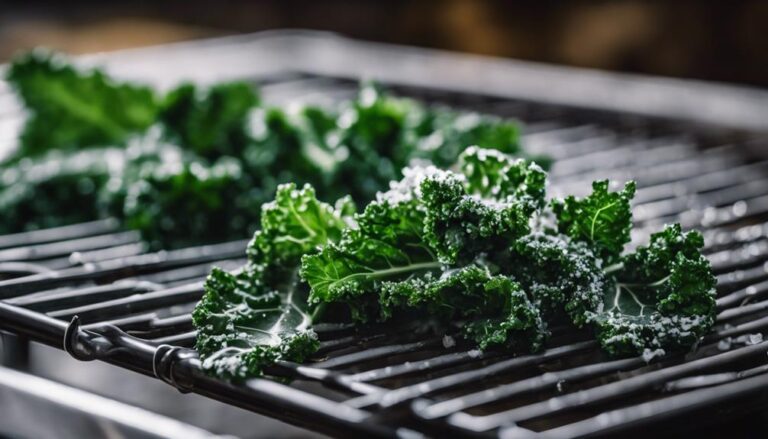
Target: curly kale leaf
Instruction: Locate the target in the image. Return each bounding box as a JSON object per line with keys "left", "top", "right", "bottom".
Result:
{"left": 330, "top": 85, "right": 422, "bottom": 203}
{"left": 243, "top": 108, "right": 331, "bottom": 195}
{"left": 196, "top": 146, "right": 716, "bottom": 379}
{"left": 459, "top": 146, "right": 547, "bottom": 209}
{"left": 552, "top": 181, "right": 715, "bottom": 356}
{"left": 6, "top": 50, "right": 158, "bottom": 157}
{"left": 5, "top": 52, "right": 538, "bottom": 247}
{"left": 422, "top": 149, "right": 545, "bottom": 265}
{"left": 193, "top": 183, "right": 352, "bottom": 379}
{"left": 248, "top": 182, "right": 356, "bottom": 284}
{"left": 329, "top": 84, "right": 534, "bottom": 204}
{"left": 380, "top": 265, "right": 547, "bottom": 351}
{"left": 302, "top": 162, "right": 550, "bottom": 350}
{"left": 301, "top": 167, "right": 441, "bottom": 320}
{"left": 589, "top": 224, "right": 716, "bottom": 356}
{"left": 508, "top": 233, "right": 605, "bottom": 327}
{"left": 192, "top": 267, "right": 319, "bottom": 380}
{"left": 552, "top": 180, "right": 636, "bottom": 263}
{"left": 158, "top": 82, "right": 259, "bottom": 159}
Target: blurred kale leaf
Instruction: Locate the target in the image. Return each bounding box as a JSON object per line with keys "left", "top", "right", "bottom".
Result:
{"left": 6, "top": 50, "right": 159, "bottom": 157}
{"left": 3, "top": 51, "right": 538, "bottom": 250}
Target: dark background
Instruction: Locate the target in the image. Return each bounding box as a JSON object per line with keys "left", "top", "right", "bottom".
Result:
{"left": 1, "top": 0, "right": 766, "bottom": 88}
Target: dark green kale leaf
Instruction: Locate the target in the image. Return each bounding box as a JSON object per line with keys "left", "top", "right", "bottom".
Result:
{"left": 193, "top": 266, "right": 319, "bottom": 380}
{"left": 422, "top": 147, "right": 546, "bottom": 265}
{"left": 0, "top": 149, "right": 125, "bottom": 233}
{"left": 331, "top": 85, "right": 421, "bottom": 203}
{"left": 508, "top": 232, "right": 605, "bottom": 327}
{"left": 381, "top": 265, "right": 547, "bottom": 351}
{"left": 329, "top": 84, "right": 534, "bottom": 205}
{"left": 589, "top": 224, "right": 716, "bottom": 357}
{"left": 412, "top": 110, "right": 521, "bottom": 169}
{"left": 552, "top": 180, "right": 636, "bottom": 263}
{"left": 196, "top": 146, "right": 716, "bottom": 379}
{"left": 302, "top": 162, "right": 549, "bottom": 350}
{"left": 193, "top": 183, "right": 353, "bottom": 379}
{"left": 5, "top": 51, "right": 537, "bottom": 248}
{"left": 459, "top": 146, "right": 547, "bottom": 209}
{"left": 243, "top": 108, "right": 331, "bottom": 196}
{"left": 6, "top": 50, "right": 158, "bottom": 157}
{"left": 158, "top": 82, "right": 259, "bottom": 159}
{"left": 120, "top": 157, "right": 263, "bottom": 249}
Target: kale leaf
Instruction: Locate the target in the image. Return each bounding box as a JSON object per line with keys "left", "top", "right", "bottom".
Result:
{"left": 552, "top": 180, "right": 636, "bottom": 263}
{"left": 158, "top": 82, "right": 259, "bottom": 159}
{"left": 5, "top": 52, "right": 536, "bottom": 249}
{"left": 460, "top": 146, "right": 546, "bottom": 207}
{"left": 508, "top": 232, "right": 605, "bottom": 327}
{"left": 327, "top": 84, "right": 536, "bottom": 204}
{"left": 301, "top": 165, "right": 442, "bottom": 320}
{"left": 0, "top": 149, "right": 125, "bottom": 233}
{"left": 409, "top": 106, "right": 522, "bottom": 169}
{"left": 197, "top": 147, "right": 715, "bottom": 380}
{"left": 381, "top": 265, "right": 547, "bottom": 351}
{"left": 588, "top": 224, "right": 716, "bottom": 356}
{"left": 192, "top": 183, "right": 353, "bottom": 379}
{"left": 422, "top": 147, "right": 546, "bottom": 265}
{"left": 6, "top": 50, "right": 158, "bottom": 157}
{"left": 248, "top": 183, "right": 356, "bottom": 283}
{"left": 193, "top": 266, "right": 319, "bottom": 380}
{"left": 120, "top": 157, "right": 262, "bottom": 249}
{"left": 302, "top": 152, "right": 551, "bottom": 348}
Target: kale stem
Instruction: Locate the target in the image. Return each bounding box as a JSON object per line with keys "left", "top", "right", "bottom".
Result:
{"left": 603, "top": 261, "right": 624, "bottom": 274}
{"left": 310, "top": 302, "right": 327, "bottom": 323}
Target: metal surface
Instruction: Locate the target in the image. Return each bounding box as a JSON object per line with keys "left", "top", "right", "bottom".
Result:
{"left": 1, "top": 31, "right": 768, "bottom": 438}
{"left": 0, "top": 366, "right": 221, "bottom": 439}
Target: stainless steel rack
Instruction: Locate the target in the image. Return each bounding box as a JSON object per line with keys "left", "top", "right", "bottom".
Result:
{"left": 1, "top": 31, "right": 768, "bottom": 438}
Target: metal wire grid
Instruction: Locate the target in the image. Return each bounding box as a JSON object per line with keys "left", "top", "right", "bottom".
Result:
{"left": 1, "top": 43, "right": 768, "bottom": 438}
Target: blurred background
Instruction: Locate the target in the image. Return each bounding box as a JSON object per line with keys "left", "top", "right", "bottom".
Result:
{"left": 1, "top": 0, "right": 767, "bottom": 87}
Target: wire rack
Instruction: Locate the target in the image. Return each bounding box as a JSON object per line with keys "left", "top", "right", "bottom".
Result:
{"left": 2, "top": 32, "right": 768, "bottom": 438}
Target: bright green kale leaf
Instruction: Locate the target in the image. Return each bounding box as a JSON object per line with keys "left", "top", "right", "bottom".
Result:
{"left": 301, "top": 166, "right": 441, "bottom": 320}
{"left": 193, "top": 183, "right": 353, "bottom": 379}
{"left": 158, "top": 82, "right": 259, "bottom": 159}
{"left": 552, "top": 180, "right": 636, "bottom": 263}
{"left": 248, "top": 182, "right": 356, "bottom": 284}
{"left": 588, "top": 224, "right": 716, "bottom": 357}
{"left": 6, "top": 50, "right": 158, "bottom": 157}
